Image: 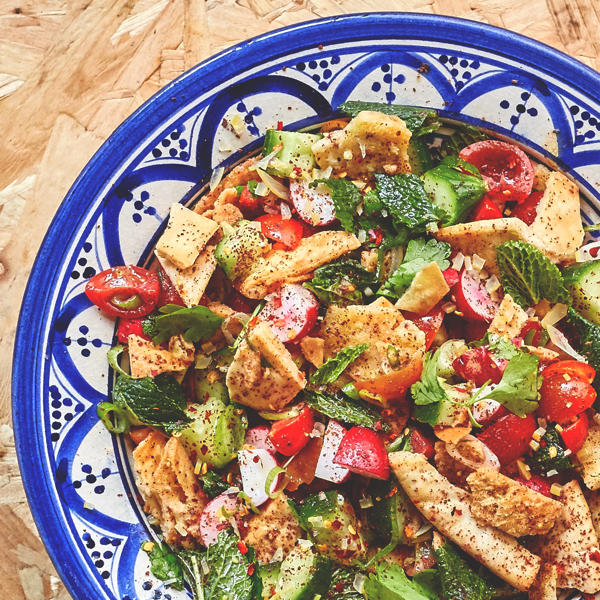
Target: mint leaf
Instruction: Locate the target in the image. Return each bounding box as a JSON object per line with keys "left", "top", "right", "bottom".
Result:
{"left": 143, "top": 542, "right": 185, "bottom": 591}
{"left": 432, "top": 124, "right": 489, "bottom": 162}
{"left": 199, "top": 470, "right": 231, "bottom": 498}
{"left": 434, "top": 541, "right": 495, "bottom": 600}
{"left": 312, "top": 179, "right": 362, "bottom": 233}
{"left": 479, "top": 352, "right": 540, "bottom": 416}
{"left": 412, "top": 349, "right": 449, "bottom": 426}
{"left": 567, "top": 307, "right": 600, "bottom": 372}
{"left": 310, "top": 344, "right": 369, "bottom": 385}
{"left": 363, "top": 562, "right": 438, "bottom": 600}
{"left": 381, "top": 238, "right": 451, "bottom": 298}
{"left": 373, "top": 173, "right": 441, "bottom": 231}
{"left": 527, "top": 425, "right": 572, "bottom": 474}
{"left": 153, "top": 304, "right": 223, "bottom": 344}
{"left": 304, "top": 259, "right": 377, "bottom": 306}
{"left": 304, "top": 390, "right": 389, "bottom": 431}
{"left": 141, "top": 313, "right": 159, "bottom": 338}
{"left": 496, "top": 241, "right": 570, "bottom": 308}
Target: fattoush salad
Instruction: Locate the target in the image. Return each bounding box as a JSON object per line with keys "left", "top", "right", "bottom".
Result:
{"left": 86, "top": 102, "right": 600, "bottom": 600}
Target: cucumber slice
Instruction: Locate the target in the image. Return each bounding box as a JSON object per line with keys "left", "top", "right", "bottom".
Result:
{"left": 563, "top": 259, "right": 600, "bottom": 325}
{"left": 276, "top": 541, "right": 332, "bottom": 600}
{"left": 259, "top": 562, "right": 281, "bottom": 599}
{"left": 262, "top": 129, "right": 322, "bottom": 177}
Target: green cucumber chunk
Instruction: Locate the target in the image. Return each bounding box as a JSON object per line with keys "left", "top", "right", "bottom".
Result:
{"left": 407, "top": 138, "right": 434, "bottom": 176}
{"left": 563, "top": 259, "right": 600, "bottom": 326}
{"left": 262, "top": 129, "right": 322, "bottom": 177}
{"left": 276, "top": 541, "right": 332, "bottom": 600}
{"left": 258, "top": 562, "right": 281, "bottom": 599}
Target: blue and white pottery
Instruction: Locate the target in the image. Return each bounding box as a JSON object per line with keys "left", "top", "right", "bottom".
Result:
{"left": 12, "top": 13, "right": 600, "bottom": 600}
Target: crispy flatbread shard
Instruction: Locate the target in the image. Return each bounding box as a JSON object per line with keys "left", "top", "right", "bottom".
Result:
{"left": 466, "top": 468, "right": 562, "bottom": 537}
{"left": 312, "top": 111, "right": 412, "bottom": 179}
{"left": 531, "top": 480, "right": 600, "bottom": 594}
{"left": 321, "top": 303, "right": 425, "bottom": 381}
{"left": 528, "top": 563, "right": 557, "bottom": 600}
{"left": 395, "top": 262, "right": 450, "bottom": 316}
{"left": 133, "top": 432, "right": 207, "bottom": 547}
{"left": 529, "top": 171, "right": 584, "bottom": 264}
{"left": 242, "top": 494, "right": 302, "bottom": 564}
{"left": 128, "top": 334, "right": 194, "bottom": 379}
{"left": 238, "top": 231, "right": 360, "bottom": 299}
{"left": 389, "top": 451, "right": 541, "bottom": 591}
{"left": 155, "top": 245, "right": 217, "bottom": 308}
{"left": 434, "top": 218, "right": 530, "bottom": 275}
{"left": 299, "top": 335, "right": 324, "bottom": 367}
{"left": 488, "top": 293, "right": 529, "bottom": 339}
{"left": 587, "top": 491, "right": 600, "bottom": 539}
{"left": 155, "top": 203, "right": 218, "bottom": 269}
{"left": 226, "top": 322, "right": 305, "bottom": 411}
{"left": 576, "top": 420, "right": 600, "bottom": 491}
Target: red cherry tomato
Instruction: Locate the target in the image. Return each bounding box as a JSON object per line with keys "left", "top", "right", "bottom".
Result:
{"left": 454, "top": 269, "right": 498, "bottom": 322}
{"left": 560, "top": 412, "right": 589, "bottom": 454}
{"left": 442, "top": 267, "right": 460, "bottom": 288}
{"left": 409, "top": 428, "right": 435, "bottom": 459}
{"left": 542, "top": 360, "right": 596, "bottom": 384}
{"left": 406, "top": 306, "right": 444, "bottom": 350}
{"left": 538, "top": 373, "right": 596, "bottom": 424}
{"left": 238, "top": 185, "right": 260, "bottom": 214}
{"left": 452, "top": 346, "right": 504, "bottom": 386}
{"left": 228, "top": 289, "right": 258, "bottom": 314}
{"left": 255, "top": 214, "right": 304, "bottom": 250}
{"left": 258, "top": 283, "right": 319, "bottom": 343}
{"left": 477, "top": 413, "right": 537, "bottom": 465}
{"left": 334, "top": 426, "right": 390, "bottom": 480}
{"left": 515, "top": 473, "right": 554, "bottom": 498}
{"left": 519, "top": 319, "right": 546, "bottom": 347}
{"left": 471, "top": 196, "right": 504, "bottom": 221}
{"left": 511, "top": 191, "right": 543, "bottom": 225}
{"left": 459, "top": 140, "right": 534, "bottom": 203}
{"left": 157, "top": 266, "right": 185, "bottom": 307}
{"left": 129, "top": 427, "right": 153, "bottom": 445}
{"left": 116, "top": 318, "right": 150, "bottom": 343}
{"left": 85, "top": 265, "right": 160, "bottom": 318}
{"left": 268, "top": 405, "right": 314, "bottom": 456}
{"left": 289, "top": 181, "right": 336, "bottom": 226}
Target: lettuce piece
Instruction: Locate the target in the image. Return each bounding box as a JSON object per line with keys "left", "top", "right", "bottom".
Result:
{"left": 311, "top": 178, "right": 363, "bottom": 233}
{"left": 152, "top": 303, "right": 224, "bottom": 344}
{"left": 363, "top": 562, "right": 437, "bottom": 600}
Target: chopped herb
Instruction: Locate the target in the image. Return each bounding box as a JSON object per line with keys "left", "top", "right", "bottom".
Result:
{"left": 431, "top": 124, "right": 489, "bottom": 162}
{"left": 152, "top": 304, "right": 224, "bottom": 345}
{"left": 363, "top": 562, "right": 438, "bottom": 600}
{"left": 327, "top": 567, "right": 366, "bottom": 599}
{"left": 312, "top": 178, "right": 363, "bottom": 233}
{"left": 527, "top": 425, "right": 572, "bottom": 474}
{"left": 143, "top": 542, "right": 185, "bottom": 591}
{"left": 310, "top": 344, "right": 369, "bottom": 385}
{"left": 411, "top": 349, "right": 449, "bottom": 426}
{"left": 141, "top": 313, "right": 159, "bottom": 339}
{"left": 235, "top": 180, "right": 259, "bottom": 195}
{"left": 199, "top": 470, "right": 230, "bottom": 498}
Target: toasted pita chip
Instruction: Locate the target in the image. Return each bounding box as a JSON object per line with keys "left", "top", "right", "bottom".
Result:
{"left": 128, "top": 334, "right": 194, "bottom": 379}
{"left": 396, "top": 262, "right": 450, "bottom": 316}
{"left": 577, "top": 420, "right": 600, "bottom": 491}
{"left": 528, "top": 563, "right": 557, "bottom": 600}
{"left": 488, "top": 294, "right": 529, "bottom": 339}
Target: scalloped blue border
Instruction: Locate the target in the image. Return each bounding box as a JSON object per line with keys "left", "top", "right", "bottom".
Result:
{"left": 13, "top": 12, "right": 600, "bottom": 600}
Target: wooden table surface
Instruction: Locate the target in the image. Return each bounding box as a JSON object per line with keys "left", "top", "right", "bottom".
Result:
{"left": 0, "top": 0, "right": 598, "bottom": 597}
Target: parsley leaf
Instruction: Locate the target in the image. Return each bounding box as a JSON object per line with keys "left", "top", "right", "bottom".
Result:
{"left": 304, "top": 259, "right": 377, "bottom": 306}
{"left": 199, "top": 470, "right": 231, "bottom": 498}
{"left": 373, "top": 173, "right": 441, "bottom": 231}
{"left": 496, "top": 241, "right": 570, "bottom": 308}
{"left": 527, "top": 425, "right": 572, "bottom": 474}
{"left": 473, "top": 333, "right": 520, "bottom": 360}
{"left": 380, "top": 238, "right": 451, "bottom": 298}
{"left": 412, "top": 349, "right": 450, "bottom": 426}
{"left": 152, "top": 304, "right": 224, "bottom": 345}
{"left": 310, "top": 344, "right": 369, "bottom": 385}
{"left": 143, "top": 542, "right": 185, "bottom": 591}
{"left": 338, "top": 101, "right": 441, "bottom": 137}
{"left": 312, "top": 179, "right": 363, "bottom": 233}
{"left": 111, "top": 373, "right": 190, "bottom": 433}
{"left": 478, "top": 352, "right": 540, "bottom": 416}
{"left": 304, "top": 389, "right": 389, "bottom": 431}
{"left": 363, "top": 562, "right": 438, "bottom": 600}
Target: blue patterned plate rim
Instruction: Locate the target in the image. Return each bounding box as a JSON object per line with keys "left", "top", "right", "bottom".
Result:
{"left": 12, "top": 12, "right": 600, "bottom": 600}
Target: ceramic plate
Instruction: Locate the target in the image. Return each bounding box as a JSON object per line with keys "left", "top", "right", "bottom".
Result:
{"left": 13, "top": 13, "right": 600, "bottom": 600}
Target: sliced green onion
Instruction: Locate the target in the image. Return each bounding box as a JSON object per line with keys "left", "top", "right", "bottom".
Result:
{"left": 237, "top": 491, "right": 260, "bottom": 514}
{"left": 341, "top": 382, "right": 361, "bottom": 400}
{"left": 258, "top": 405, "right": 301, "bottom": 421}
{"left": 110, "top": 293, "right": 142, "bottom": 310}
{"left": 107, "top": 344, "right": 131, "bottom": 378}
{"left": 265, "top": 466, "right": 287, "bottom": 499}
{"left": 97, "top": 402, "right": 130, "bottom": 434}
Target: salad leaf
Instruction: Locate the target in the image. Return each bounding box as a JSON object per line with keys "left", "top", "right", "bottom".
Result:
{"left": 304, "top": 259, "right": 377, "bottom": 306}
{"left": 363, "top": 562, "right": 437, "bottom": 600}
{"left": 496, "top": 241, "right": 570, "bottom": 308}
{"left": 380, "top": 238, "right": 451, "bottom": 298}
{"left": 304, "top": 390, "right": 389, "bottom": 431}
{"left": 152, "top": 304, "right": 224, "bottom": 345}
{"left": 176, "top": 549, "right": 205, "bottom": 600}
{"left": 143, "top": 542, "right": 185, "bottom": 591}
{"left": 432, "top": 124, "right": 489, "bottom": 162}
{"left": 373, "top": 173, "right": 441, "bottom": 231}
{"left": 199, "top": 470, "right": 230, "bottom": 498}
{"left": 411, "top": 349, "right": 449, "bottom": 425}
{"left": 338, "top": 101, "right": 441, "bottom": 137}
{"left": 566, "top": 307, "right": 600, "bottom": 374}
{"left": 478, "top": 352, "right": 540, "bottom": 417}
{"left": 527, "top": 425, "right": 572, "bottom": 474}
{"left": 141, "top": 313, "right": 159, "bottom": 339}
{"left": 433, "top": 541, "right": 495, "bottom": 600}
{"left": 327, "top": 567, "right": 366, "bottom": 599}
{"left": 312, "top": 179, "right": 363, "bottom": 232}
{"left": 412, "top": 570, "right": 442, "bottom": 599}
{"left": 472, "top": 332, "right": 520, "bottom": 360}
{"left": 111, "top": 373, "right": 190, "bottom": 433}
{"left": 310, "top": 344, "right": 369, "bottom": 385}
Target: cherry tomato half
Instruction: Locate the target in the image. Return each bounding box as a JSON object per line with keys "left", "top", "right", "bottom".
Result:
{"left": 409, "top": 428, "right": 435, "bottom": 459}
{"left": 541, "top": 360, "right": 596, "bottom": 384}
{"left": 560, "top": 412, "right": 589, "bottom": 454}
{"left": 406, "top": 306, "right": 445, "bottom": 350}
{"left": 515, "top": 473, "right": 554, "bottom": 498}
{"left": 538, "top": 373, "right": 596, "bottom": 424}
{"left": 85, "top": 265, "right": 160, "bottom": 318}
{"left": 157, "top": 266, "right": 185, "bottom": 307}
{"left": 477, "top": 413, "right": 537, "bottom": 465}
{"left": 511, "top": 191, "right": 543, "bottom": 225}
{"left": 471, "top": 196, "right": 503, "bottom": 221}
{"left": 116, "top": 318, "right": 150, "bottom": 343}
{"left": 452, "top": 346, "right": 504, "bottom": 386}
{"left": 238, "top": 185, "right": 260, "bottom": 214}
{"left": 255, "top": 214, "right": 304, "bottom": 250}
{"left": 354, "top": 359, "right": 423, "bottom": 406}
{"left": 459, "top": 140, "right": 534, "bottom": 203}
{"left": 268, "top": 405, "right": 314, "bottom": 456}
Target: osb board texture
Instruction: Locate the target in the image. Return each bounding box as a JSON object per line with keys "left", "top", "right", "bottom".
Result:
{"left": 0, "top": 0, "right": 597, "bottom": 598}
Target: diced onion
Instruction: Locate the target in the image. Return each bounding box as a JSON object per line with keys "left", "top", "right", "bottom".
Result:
{"left": 310, "top": 422, "right": 325, "bottom": 438}
{"left": 271, "top": 547, "right": 284, "bottom": 563}
{"left": 280, "top": 202, "right": 292, "bottom": 220}
{"left": 252, "top": 149, "right": 279, "bottom": 171}
{"left": 253, "top": 181, "right": 269, "bottom": 197}
{"left": 414, "top": 522, "right": 433, "bottom": 537}
{"left": 463, "top": 255, "right": 473, "bottom": 271}
{"left": 452, "top": 252, "right": 465, "bottom": 271}
{"left": 357, "top": 229, "right": 367, "bottom": 243}
{"left": 353, "top": 573, "right": 366, "bottom": 594}
{"left": 540, "top": 303, "right": 588, "bottom": 361}
{"left": 256, "top": 168, "right": 289, "bottom": 200}
{"left": 472, "top": 254, "right": 486, "bottom": 271}
{"left": 359, "top": 496, "right": 374, "bottom": 509}
{"left": 209, "top": 166, "right": 225, "bottom": 191}
{"left": 221, "top": 312, "right": 250, "bottom": 344}
{"left": 195, "top": 354, "right": 212, "bottom": 369}
{"left": 577, "top": 240, "right": 600, "bottom": 262}
{"left": 485, "top": 275, "right": 501, "bottom": 293}
{"left": 297, "top": 539, "right": 313, "bottom": 550}
{"left": 445, "top": 435, "right": 501, "bottom": 471}
{"left": 541, "top": 303, "right": 568, "bottom": 328}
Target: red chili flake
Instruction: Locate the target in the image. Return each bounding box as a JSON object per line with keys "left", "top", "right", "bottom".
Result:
{"left": 253, "top": 455, "right": 260, "bottom": 463}
{"left": 386, "top": 486, "right": 398, "bottom": 498}
{"left": 293, "top": 166, "right": 303, "bottom": 176}
{"left": 247, "top": 563, "right": 255, "bottom": 576}
{"left": 368, "top": 228, "right": 384, "bottom": 246}
{"left": 277, "top": 120, "right": 284, "bottom": 130}
{"left": 249, "top": 316, "right": 259, "bottom": 327}
{"left": 237, "top": 541, "right": 249, "bottom": 555}
{"left": 200, "top": 444, "right": 209, "bottom": 455}
{"left": 455, "top": 509, "right": 463, "bottom": 515}
{"left": 590, "top": 550, "right": 600, "bottom": 562}
{"left": 374, "top": 420, "right": 383, "bottom": 431}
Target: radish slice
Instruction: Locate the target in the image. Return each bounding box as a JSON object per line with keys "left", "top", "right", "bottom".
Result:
{"left": 258, "top": 283, "right": 319, "bottom": 343}
{"left": 471, "top": 398, "right": 508, "bottom": 428}
{"left": 289, "top": 181, "right": 336, "bottom": 226}
{"left": 244, "top": 425, "right": 277, "bottom": 455}
{"left": 238, "top": 448, "right": 280, "bottom": 507}
{"left": 199, "top": 493, "right": 240, "bottom": 547}
{"left": 315, "top": 420, "right": 350, "bottom": 483}
{"left": 334, "top": 426, "right": 390, "bottom": 480}
{"left": 454, "top": 268, "right": 498, "bottom": 322}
